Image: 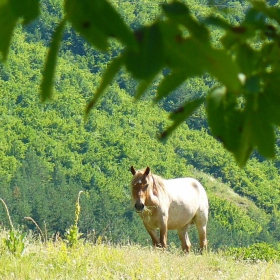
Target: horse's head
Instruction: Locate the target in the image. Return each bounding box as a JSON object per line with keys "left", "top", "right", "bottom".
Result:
{"left": 130, "top": 166, "right": 151, "bottom": 213}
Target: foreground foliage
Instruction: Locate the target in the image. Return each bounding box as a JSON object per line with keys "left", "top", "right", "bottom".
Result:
{"left": 2, "top": 0, "right": 280, "bottom": 166}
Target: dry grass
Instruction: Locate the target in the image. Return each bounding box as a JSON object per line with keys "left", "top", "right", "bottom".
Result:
{"left": 0, "top": 240, "right": 280, "bottom": 279}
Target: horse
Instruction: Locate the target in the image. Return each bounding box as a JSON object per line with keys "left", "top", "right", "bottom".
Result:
{"left": 130, "top": 166, "right": 209, "bottom": 253}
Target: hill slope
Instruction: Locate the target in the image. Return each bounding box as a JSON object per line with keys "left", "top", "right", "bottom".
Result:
{"left": 0, "top": 0, "right": 280, "bottom": 250}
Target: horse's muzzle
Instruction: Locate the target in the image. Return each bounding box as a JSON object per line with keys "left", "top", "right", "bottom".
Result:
{"left": 135, "top": 202, "right": 144, "bottom": 213}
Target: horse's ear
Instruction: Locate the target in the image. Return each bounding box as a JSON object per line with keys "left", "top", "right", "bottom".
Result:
{"left": 144, "top": 166, "right": 150, "bottom": 176}
{"left": 131, "top": 166, "right": 136, "bottom": 175}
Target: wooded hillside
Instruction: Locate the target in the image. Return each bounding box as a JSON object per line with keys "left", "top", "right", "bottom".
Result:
{"left": 1, "top": 0, "right": 280, "bottom": 250}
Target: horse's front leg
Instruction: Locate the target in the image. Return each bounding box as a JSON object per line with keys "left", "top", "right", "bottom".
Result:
{"left": 159, "top": 214, "right": 168, "bottom": 248}
{"left": 159, "top": 224, "right": 168, "bottom": 248}
{"left": 144, "top": 224, "right": 160, "bottom": 247}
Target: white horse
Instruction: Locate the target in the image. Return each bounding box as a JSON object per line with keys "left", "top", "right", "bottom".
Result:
{"left": 130, "top": 166, "right": 209, "bottom": 253}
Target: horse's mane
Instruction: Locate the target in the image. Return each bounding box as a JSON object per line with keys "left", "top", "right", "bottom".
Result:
{"left": 131, "top": 169, "right": 166, "bottom": 197}
{"left": 148, "top": 173, "right": 166, "bottom": 196}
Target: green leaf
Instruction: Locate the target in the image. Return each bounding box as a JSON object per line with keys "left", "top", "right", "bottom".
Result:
{"left": 155, "top": 70, "right": 194, "bottom": 102}
{"left": 65, "top": 0, "right": 107, "bottom": 50}
{"left": 251, "top": 112, "right": 275, "bottom": 158}
{"left": 41, "top": 19, "right": 66, "bottom": 101}
{"left": 222, "top": 32, "right": 239, "bottom": 50}
{"left": 162, "top": 37, "right": 206, "bottom": 73}
{"left": 10, "top": 0, "right": 39, "bottom": 24}
{"left": 255, "top": 79, "right": 279, "bottom": 157}
{"left": 135, "top": 78, "right": 154, "bottom": 100}
{"left": 158, "top": 20, "right": 240, "bottom": 93}
{"left": 244, "top": 8, "right": 266, "bottom": 29}
{"left": 245, "top": 75, "right": 260, "bottom": 95}
{"left": 162, "top": 1, "right": 189, "bottom": 16}
{"left": 124, "top": 23, "right": 164, "bottom": 80}
{"left": 158, "top": 21, "right": 206, "bottom": 72}
{"left": 65, "top": 0, "right": 136, "bottom": 51}
{"left": 231, "top": 96, "right": 275, "bottom": 166}
{"left": 160, "top": 97, "right": 204, "bottom": 140}
{"left": 222, "top": 25, "right": 256, "bottom": 50}
{"left": 0, "top": 0, "right": 39, "bottom": 60}
{"left": 233, "top": 116, "right": 253, "bottom": 168}
{"left": 206, "top": 86, "right": 244, "bottom": 154}
{"left": 162, "top": 1, "right": 209, "bottom": 41}
{"left": 260, "top": 43, "right": 278, "bottom": 67}
{"left": 252, "top": 1, "right": 280, "bottom": 25}
{"left": 206, "top": 86, "right": 227, "bottom": 142}
{"left": 205, "top": 49, "right": 241, "bottom": 93}
{"left": 236, "top": 44, "right": 258, "bottom": 75}
{"left": 204, "top": 16, "right": 231, "bottom": 30}
{"left": 170, "top": 97, "right": 205, "bottom": 121}
{"left": 86, "top": 55, "right": 124, "bottom": 114}
{"left": 0, "top": 3, "right": 17, "bottom": 60}
{"left": 260, "top": 87, "right": 280, "bottom": 126}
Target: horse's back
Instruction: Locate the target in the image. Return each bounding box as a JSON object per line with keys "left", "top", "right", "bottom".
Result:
{"left": 164, "top": 177, "right": 207, "bottom": 202}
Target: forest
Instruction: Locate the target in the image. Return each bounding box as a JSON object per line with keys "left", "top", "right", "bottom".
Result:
{"left": 1, "top": 0, "right": 280, "bottom": 252}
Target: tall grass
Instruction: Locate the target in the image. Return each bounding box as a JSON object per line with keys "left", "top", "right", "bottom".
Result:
{"left": 65, "top": 191, "right": 84, "bottom": 247}
{"left": 0, "top": 232, "right": 280, "bottom": 279}
{"left": 1, "top": 191, "right": 279, "bottom": 279}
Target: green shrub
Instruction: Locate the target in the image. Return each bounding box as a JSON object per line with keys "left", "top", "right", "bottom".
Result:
{"left": 225, "top": 242, "right": 280, "bottom": 262}
{"left": 0, "top": 198, "right": 27, "bottom": 256}
{"left": 3, "top": 230, "right": 27, "bottom": 257}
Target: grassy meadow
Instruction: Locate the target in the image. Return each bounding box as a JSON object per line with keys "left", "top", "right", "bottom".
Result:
{"left": 0, "top": 236, "right": 280, "bottom": 280}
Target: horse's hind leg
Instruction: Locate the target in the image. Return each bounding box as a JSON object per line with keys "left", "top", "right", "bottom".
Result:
{"left": 198, "top": 224, "right": 207, "bottom": 252}
{"left": 194, "top": 215, "right": 208, "bottom": 252}
{"left": 177, "top": 224, "right": 191, "bottom": 253}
